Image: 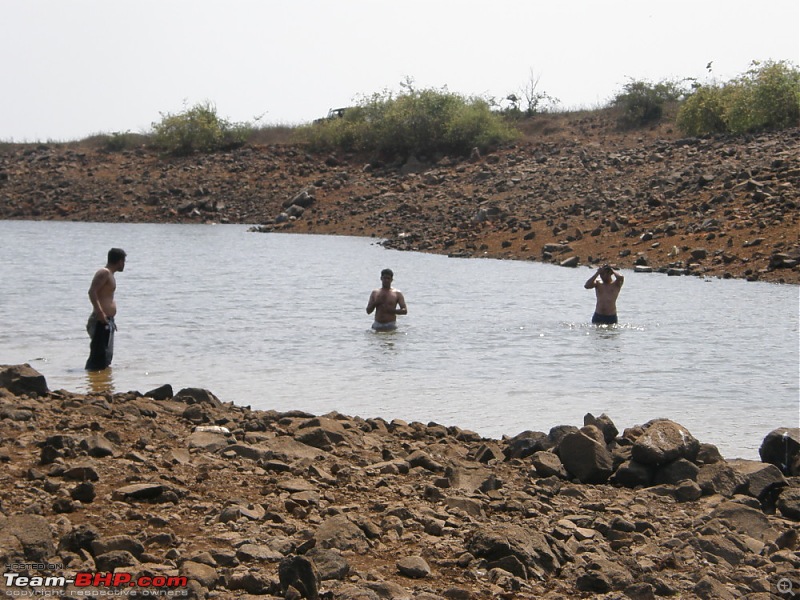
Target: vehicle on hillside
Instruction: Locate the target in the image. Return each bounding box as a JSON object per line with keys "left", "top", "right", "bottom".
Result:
{"left": 313, "top": 107, "right": 348, "bottom": 124}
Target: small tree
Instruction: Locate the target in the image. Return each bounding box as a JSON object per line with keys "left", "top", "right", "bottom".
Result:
{"left": 613, "top": 78, "right": 686, "bottom": 129}
{"left": 151, "top": 102, "right": 251, "bottom": 156}
{"left": 519, "top": 69, "right": 559, "bottom": 116}
{"left": 677, "top": 60, "right": 800, "bottom": 136}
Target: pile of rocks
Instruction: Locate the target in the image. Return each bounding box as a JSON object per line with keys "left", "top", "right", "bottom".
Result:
{"left": 1, "top": 363, "right": 798, "bottom": 599}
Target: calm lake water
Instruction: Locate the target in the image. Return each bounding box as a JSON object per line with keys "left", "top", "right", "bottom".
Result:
{"left": 0, "top": 221, "right": 797, "bottom": 460}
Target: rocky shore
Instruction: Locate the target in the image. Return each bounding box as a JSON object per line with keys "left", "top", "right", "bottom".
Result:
{"left": 0, "top": 111, "right": 798, "bottom": 284}
{"left": 1, "top": 364, "right": 798, "bottom": 599}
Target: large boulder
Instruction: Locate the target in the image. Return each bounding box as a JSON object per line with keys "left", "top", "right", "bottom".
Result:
{"left": 631, "top": 419, "right": 700, "bottom": 466}
{"left": 0, "top": 364, "right": 49, "bottom": 396}
{"left": 466, "top": 523, "right": 562, "bottom": 580}
{"left": 174, "top": 387, "right": 223, "bottom": 408}
{"left": 503, "top": 430, "right": 551, "bottom": 460}
{"left": 558, "top": 428, "right": 613, "bottom": 484}
{"left": 4, "top": 514, "right": 56, "bottom": 561}
{"left": 759, "top": 427, "right": 800, "bottom": 476}
{"left": 727, "top": 459, "right": 787, "bottom": 499}
{"left": 314, "top": 515, "right": 369, "bottom": 553}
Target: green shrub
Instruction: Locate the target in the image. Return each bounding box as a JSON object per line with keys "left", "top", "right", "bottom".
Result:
{"left": 676, "top": 85, "right": 729, "bottom": 135}
{"left": 299, "top": 85, "right": 518, "bottom": 159}
{"left": 730, "top": 60, "right": 799, "bottom": 132}
{"left": 150, "top": 102, "right": 252, "bottom": 156}
{"left": 677, "top": 60, "right": 800, "bottom": 136}
{"left": 612, "top": 78, "right": 685, "bottom": 129}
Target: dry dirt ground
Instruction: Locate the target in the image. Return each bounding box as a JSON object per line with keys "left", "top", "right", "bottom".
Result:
{"left": 1, "top": 110, "right": 798, "bottom": 284}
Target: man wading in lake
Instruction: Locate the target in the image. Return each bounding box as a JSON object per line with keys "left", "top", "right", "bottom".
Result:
{"left": 366, "top": 268, "right": 407, "bottom": 331}
{"left": 85, "top": 248, "right": 126, "bottom": 371}
{"left": 585, "top": 264, "right": 624, "bottom": 325}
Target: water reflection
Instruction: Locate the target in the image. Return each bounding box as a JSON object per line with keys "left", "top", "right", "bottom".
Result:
{"left": 367, "top": 327, "right": 404, "bottom": 354}
{"left": 86, "top": 368, "right": 114, "bottom": 395}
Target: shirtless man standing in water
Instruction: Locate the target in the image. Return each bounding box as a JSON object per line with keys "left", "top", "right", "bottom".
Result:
{"left": 86, "top": 248, "right": 126, "bottom": 370}
{"left": 584, "top": 264, "right": 624, "bottom": 325}
{"left": 366, "top": 268, "right": 407, "bottom": 331}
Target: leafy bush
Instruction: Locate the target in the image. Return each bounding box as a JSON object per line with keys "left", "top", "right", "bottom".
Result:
{"left": 299, "top": 84, "right": 518, "bottom": 159}
{"left": 677, "top": 60, "right": 800, "bottom": 136}
{"left": 150, "top": 102, "right": 252, "bottom": 156}
{"left": 675, "top": 86, "right": 729, "bottom": 136}
{"left": 612, "top": 78, "right": 686, "bottom": 129}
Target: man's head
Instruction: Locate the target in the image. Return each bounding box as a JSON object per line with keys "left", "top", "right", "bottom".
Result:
{"left": 380, "top": 268, "right": 393, "bottom": 287}
{"left": 108, "top": 248, "right": 127, "bottom": 271}
{"left": 600, "top": 264, "right": 613, "bottom": 281}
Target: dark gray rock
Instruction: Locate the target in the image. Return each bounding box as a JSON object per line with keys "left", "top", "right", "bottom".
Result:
{"left": 697, "top": 463, "right": 748, "bottom": 497}
{"left": 91, "top": 535, "right": 144, "bottom": 559}
{"left": 466, "top": 523, "right": 561, "bottom": 579}
{"left": 583, "top": 413, "right": 619, "bottom": 444}
{"left": 728, "top": 459, "right": 787, "bottom": 499}
{"left": 559, "top": 430, "right": 613, "bottom": 484}
{"left": 0, "top": 364, "right": 49, "bottom": 396}
{"left": 777, "top": 487, "right": 800, "bottom": 521}
{"left": 396, "top": 555, "right": 431, "bottom": 579}
{"left": 278, "top": 555, "right": 320, "bottom": 599}
{"left": 5, "top": 514, "right": 55, "bottom": 561}
{"left": 654, "top": 458, "right": 699, "bottom": 485}
{"left": 94, "top": 550, "right": 138, "bottom": 571}
{"left": 610, "top": 460, "right": 654, "bottom": 487}
{"left": 503, "top": 430, "right": 550, "bottom": 460}
{"left": 306, "top": 547, "right": 350, "bottom": 581}
{"left": 531, "top": 451, "right": 568, "bottom": 479}
{"left": 315, "top": 514, "right": 369, "bottom": 552}
{"left": 174, "top": 387, "right": 223, "bottom": 408}
{"left": 759, "top": 427, "right": 800, "bottom": 476}
{"left": 631, "top": 419, "right": 699, "bottom": 466}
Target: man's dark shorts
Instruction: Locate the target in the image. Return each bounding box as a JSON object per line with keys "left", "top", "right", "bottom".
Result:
{"left": 86, "top": 314, "right": 115, "bottom": 371}
{"left": 592, "top": 312, "right": 618, "bottom": 325}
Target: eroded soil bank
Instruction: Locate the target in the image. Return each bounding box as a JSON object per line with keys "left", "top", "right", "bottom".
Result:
{"left": 1, "top": 113, "right": 798, "bottom": 284}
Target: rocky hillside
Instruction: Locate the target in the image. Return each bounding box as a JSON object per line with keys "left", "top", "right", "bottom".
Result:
{"left": 1, "top": 364, "right": 799, "bottom": 599}
{"left": 0, "top": 111, "right": 798, "bottom": 284}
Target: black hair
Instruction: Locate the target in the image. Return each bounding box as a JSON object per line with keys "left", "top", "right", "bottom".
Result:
{"left": 381, "top": 268, "right": 393, "bottom": 278}
{"left": 108, "top": 248, "right": 127, "bottom": 264}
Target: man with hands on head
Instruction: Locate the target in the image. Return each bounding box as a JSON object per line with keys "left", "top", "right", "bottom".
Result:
{"left": 585, "top": 264, "right": 624, "bottom": 325}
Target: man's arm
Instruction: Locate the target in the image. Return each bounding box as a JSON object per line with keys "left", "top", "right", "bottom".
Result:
{"left": 613, "top": 269, "right": 625, "bottom": 288}
{"left": 88, "top": 269, "right": 110, "bottom": 323}
{"left": 366, "top": 290, "right": 377, "bottom": 314}
{"left": 395, "top": 292, "right": 407, "bottom": 316}
{"left": 584, "top": 269, "right": 600, "bottom": 289}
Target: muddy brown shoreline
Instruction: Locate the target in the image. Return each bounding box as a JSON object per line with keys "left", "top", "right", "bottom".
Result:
{"left": 1, "top": 113, "right": 798, "bottom": 285}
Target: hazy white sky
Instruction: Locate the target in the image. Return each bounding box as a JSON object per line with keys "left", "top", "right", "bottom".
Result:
{"left": 1, "top": 0, "right": 798, "bottom": 141}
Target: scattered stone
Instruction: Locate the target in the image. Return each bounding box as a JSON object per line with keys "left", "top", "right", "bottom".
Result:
{"left": 0, "top": 364, "right": 797, "bottom": 598}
